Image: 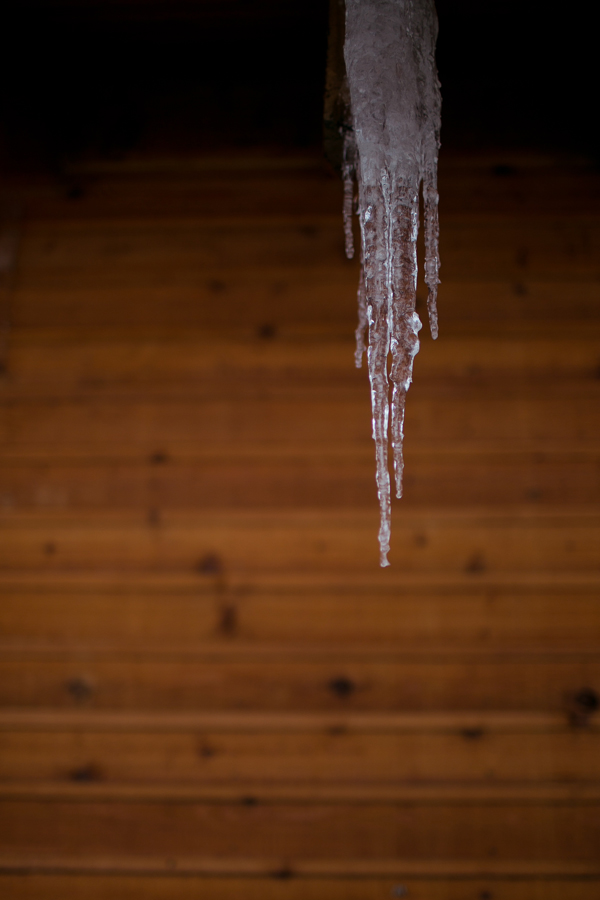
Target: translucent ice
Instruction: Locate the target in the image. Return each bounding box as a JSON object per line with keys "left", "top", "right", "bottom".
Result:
{"left": 343, "top": 0, "right": 441, "bottom": 566}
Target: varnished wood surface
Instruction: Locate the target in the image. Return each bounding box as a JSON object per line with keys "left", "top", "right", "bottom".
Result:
{"left": 2, "top": 799, "right": 600, "bottom": 861}
{"left": 1, "top": 653, "right": 598, "bottom": 711}
{"left": 1, "top": 874, "right": 600, "bottom": 900}
{"left": 1, "top": 152, "right": 599, "bottom": 896}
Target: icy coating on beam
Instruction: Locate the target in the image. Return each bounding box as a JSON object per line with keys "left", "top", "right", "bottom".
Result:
{"left": 343, "top": 0, "right": 441, "bottom": 566}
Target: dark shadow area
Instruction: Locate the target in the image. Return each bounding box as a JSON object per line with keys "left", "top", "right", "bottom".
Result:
{"left": 0, "top": 0, "right": 597, "bottom": 174}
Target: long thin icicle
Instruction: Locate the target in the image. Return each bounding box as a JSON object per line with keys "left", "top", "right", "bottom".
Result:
{"left": 342, "top": 128, "right": 357, "bottom": 260}
{"left": 354, "top": 254, "right": 368, "bottom": 367}
{"left": 343, "top": 0, "right": 441, "bottom": 565}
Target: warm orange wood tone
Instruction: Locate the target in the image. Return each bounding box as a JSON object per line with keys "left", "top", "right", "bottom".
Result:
{"left": 1, "top": 875, "right": 600, "bottom": 900}
{"left": 1, "top": 152, "right": 599, "bottom": 897}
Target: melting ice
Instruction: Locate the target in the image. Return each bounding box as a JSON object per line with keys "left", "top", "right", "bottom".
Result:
{"left": 343, "top": 0, "right": 441, "bottom": 566}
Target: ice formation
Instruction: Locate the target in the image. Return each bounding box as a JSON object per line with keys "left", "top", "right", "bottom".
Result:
{"left": 343, "top": 0, "right": 441, "bottom": 566}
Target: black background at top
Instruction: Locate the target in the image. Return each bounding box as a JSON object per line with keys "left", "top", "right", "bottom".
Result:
{"left": 0, "top": 0, "right": 597, "bottom": 171}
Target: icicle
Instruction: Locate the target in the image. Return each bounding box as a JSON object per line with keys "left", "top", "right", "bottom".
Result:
{"left": 423, "top": 160, "right": 440, "bottom": 339}
{"left": 389, "top": 188, "right": 422, "bottom": 499}
{"left": 354, "top": 249, "right": 368, "bottom": 367}
{"left": 342, "top": 128, "right": 357, "bottom": 260}
{"left": 343, "top": 0, "right": 441, "bottom": 565}
{"left": 362, "top": 182, "right": 392, "bottom": 565}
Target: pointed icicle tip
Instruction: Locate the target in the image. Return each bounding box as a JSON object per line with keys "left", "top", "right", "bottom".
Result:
{"left": 343, "top": 0, "right": 441, "bottom": 565}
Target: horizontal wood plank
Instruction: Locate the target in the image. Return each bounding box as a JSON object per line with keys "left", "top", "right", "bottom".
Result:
{"left": 0, "top": 708, "right": 586, "bottom": 731}
{"left": 3, "top": 395, "right": 599, "bottom": 449}
{"left": 0, "top": 656, "right": 598, "bottom": 713}
{"left": 15, "top": 216, "right": 600, "bottom": 281}
{"left": 1, "top": 800, "right": 599, "bottom": 860}
{"left": 5, "top": 781, "right": 600, "bottom": 803}
{"left": 1, "top": 718, "right": 600, "bottom": 782}
{"left": 0, "top": 454, "right": 598, "bottom": 509}
{"left": 10, "top": 281, "right": 600, "bottom": 332}
{"left": 2, "top": 873, "right": 600, "bottom": 900}
{"left": 22, "top": 153, "right": 600, "bottom": 221}
{"left": 1, "top": 576, "right": 598, "bottom": 649}
{"left": 6, "top": 333, "right": 600, "bottom": 383}
{"left": 2, "top": 859, "right": 600, "bottom": 880}
{"left": 0, "top": 510, "right": 598, "bottom": 573}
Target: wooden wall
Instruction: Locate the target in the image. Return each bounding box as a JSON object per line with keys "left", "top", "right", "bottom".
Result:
{"left": 0, "top": 152, "right": 599, "bottom": 898}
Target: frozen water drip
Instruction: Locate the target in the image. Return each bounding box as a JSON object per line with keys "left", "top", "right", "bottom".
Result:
{"left": 343, "top": 0, "right": 441, "bottom": 565}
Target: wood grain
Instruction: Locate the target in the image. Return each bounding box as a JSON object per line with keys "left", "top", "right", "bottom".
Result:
{"left": 0, "top": 654, "right": 598, "bottom": 712}
{"left": 2, "top": 154, "right": 599, "bottom": 892}
{"left": 1, "top": 575, "right": 599, "bottom": 649}
{"left": 2, "top": 874, "right": 600, "bottom": 900}
{"left": 1, "top": 714, "right": 599, "bottom": 783}
{"left": 1, "top": 800, "right": 600, "bottom": 860}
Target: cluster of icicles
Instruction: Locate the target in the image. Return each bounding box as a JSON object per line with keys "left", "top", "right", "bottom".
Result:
{"left": 342, "top": 0, "right": 441, "bottom": 566}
